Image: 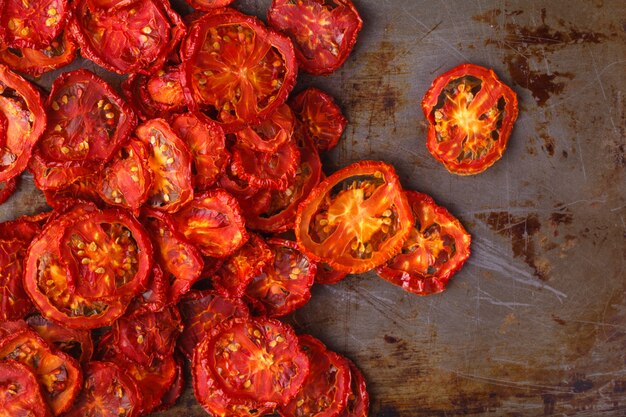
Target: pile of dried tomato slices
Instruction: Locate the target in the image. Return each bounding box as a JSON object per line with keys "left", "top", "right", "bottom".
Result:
{"left": 0, "top": 0, "right": 502, "bottom": 416}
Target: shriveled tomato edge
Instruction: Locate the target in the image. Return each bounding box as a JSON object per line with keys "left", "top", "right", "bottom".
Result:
{"left": 0, "top": 359, "right": 52, "bottom": 417}
{"left": 267, "top": 0, "right": 363, "bottom": 76}
{"left": 315, "top": 262, "right": 348, "bottom": 285}
{"left": 0, "top": 176, "right": 18, "bottom": 204}
{"left": 375, "top": 191, "right": 471, "bottom": 296}
{"left": 0, "top": 31, "right": 78, "bottom": 77}
{"left": 421, "top": 63, "right": 519, "bottom": 175}
{"left": 0, "top": 0, "right": 70, "bottom": 50}
{"left": 294, "top": 160, "right": 414, "bottom": 274}
{"left": 0, "top": 64, "right": 46, "bottom": 183}
{"left": 181, "top": 9, "right": 298, "bottom": 133}
{"left": 122, "top": 70, "right": 187, "bottom": 122}
{"left": 155, "top": 353, "right": 185, "bottom": 411}
{"left": 26, "top": 314, "right": 94, "bottom": 364}
{"left": 185, "top": 0, "right": 235, "bottom": 12}
{"left": 339, "top": 358, "right": 369, "bottom": 417}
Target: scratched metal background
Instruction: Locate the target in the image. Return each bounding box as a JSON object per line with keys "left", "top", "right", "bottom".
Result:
{"left": 1, "top": 0, "right": 625, "bottom": 416}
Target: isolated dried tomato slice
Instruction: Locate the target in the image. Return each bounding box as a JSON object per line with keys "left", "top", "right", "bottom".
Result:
{"left": 123, "top": 65, "right": 187, "bottom": 121}
{"left": 37, "top": 69, "right": 136, "bottom": 168}
{"left": 63, "top": 361, "right": 142, "bottom": 417}
{"left": 0, "top": 64, "right": 46, "bottom": 183}
{"left": 173, "top": 189, "right": 248, "bottom": 258}
{"left": 0, "top": 360, "right": 50, "bottom": 417}
{"left": 182, "top": 10, "right": 297, "bottom": 132}
{"left": 70, "top": 0, "right": 185, "bottom": 75}
{"left": 141, "top": 209, "right": 204, "bottom": 303}
{"left": 136, "top": 118, "right": 194, "bottom": 213}
{"left": 421, "top": 63, "right": 519, "bottom": 175}
{"left": 0, "top": 0, "right": 69, "bottom": 49}
{"left": 338, "top": 359, "right": 369, "bottom": 417}
{"left": 0, "top": 31, "right": 77, "bottom": 77}
{"left": 0, "top": 328, "right": 82, "bottom": 416}
{"left": 0, "top": 176, "right": 17, "bottom": 204}
{"left": 268, "top": 0, "right": 362, "bottom": 75}
{"left": 295, "top": 160, "right": 413, "bottom": 274}
{"left": 375, "top": 191, "right": 471, "bottom": 295}
{"left": 245, "top": 239, "right": 316, "bottom": 318}
{"left": 25, "top": 315, "right": 93, "bottom": 364}
{"left": 98, "top": 138, "right": 152, "bottom": 212}
{"left": 280, "top": 335, "right": 351, "bottom": 417}
{"left": 235, "top": 103, "right": 295, "bottom": 153}
{"left": 315, "top": 262, "right": 348, "bottom": 285}
{"left": 290, "top": 87, "right": 347, "bottom": 152}
{"left": 184, "top": 0, "right": 234, "bottom": 11}
{"left": 178, "top": 290, "right": 249, "bottom": 360}
{"left": 213, "top": 233, "right": 274, "bottom": 298}
{"left": 0, "top": 239, "right": 33, "bottom": 321}
{"left": 171, "top": 112, "right": 229, "bottom": 191}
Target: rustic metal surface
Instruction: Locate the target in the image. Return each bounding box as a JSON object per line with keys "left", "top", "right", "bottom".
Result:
{"left": 1, "top": 0, "right": 625, "bottom": 416}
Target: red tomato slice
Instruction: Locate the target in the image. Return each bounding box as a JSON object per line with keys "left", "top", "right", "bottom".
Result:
{"left": 0, "top": 64, "right": 46, "bottom": 183}
{"left": 0, "top": 328, "right": 82, "bottom": 416}
{"left": 43, "top": 173, "right": 103, "bottom": 210}
{"left": 235, "top": 103, "right": 295, "bottom": 153}
{"left": 245, "top": 238, "right": 316, "bottom": 318}
{"left": 132, "top": 264, "right": 168, "bottom": 313}
{"left": 216, "top": 168, "right": 272, "bottom": 219}
{"left": 136, "top": 118, "right": 194, "bottom": 213}
{"left": 172, "top": 189, "right": 248, "bottom": 258}
{"left": 178, "top": 290, "right": 249, "bottom": 361}
{"left": 295, "top": 160, "right": 414, "bottom": 274}
{"left": 182, "top": 9, "right": 297, "bottom": 133}
{"left": 339, "top": 359, "right": 369, "bottom": 417}
{"left": 376, "top": 191, "right": 471, "bottom": 295}
{"left": 421, "top": 63, "right": 519, "bottom": 175}
{"left": 0, "top": 0, "right": 69, "bottom": 49}
{"left": 0, "top": 176, "right": 17, "bottom": 205}
{"left": 25, "top": 314, "right": 93, "bottom": 364}
{"left": 0, "top": 31, "right": 77, "bottom": 77}
{"left": 184, "top": 0, "right": 234, "bottom": 11}
{"left": 268, "top": 0, "right": 362, "bottom": 75}
{"left": 280, "top": 335, "right": 351, "bottom": 417}
{"left": 0, "top": 211, "right": 49, "bottom": 244}
{"left": 0, "top": 239, "right": 34, "bottom": 321}
{"left": 155, "top": 353, "right": 185, "bottom": 411}
{"left": 171, "top": 112, "right": 230, "bottom": 191}
{"left": 0, "top": 360, "right": 51, "bottom": 417}
{"left": 70, "top": 0, "right": 185, "bottom": 75}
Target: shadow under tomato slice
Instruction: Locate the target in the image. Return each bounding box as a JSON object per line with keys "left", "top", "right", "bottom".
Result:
{"left": 375, "top": 191, "right": 471, "bottom": 296}
{"left": 280, "top": 334, "right": 351, "bottom": 417}
{"left": 0, "top": 360, "right": 50, "bottom": 417}
{"left": 0, "top": 328, "right": 82, "bottom": 416}
{"left": 245, "top": 238, "right": 316, "bottom": 318}
{"left": 0, "top": 239, "right": 33, "bottom": 321}
{"left": 0, "top": 0, "right": 69, "bottom": 49}
{"left": 268, "top": 0, "right": 362, "bottom": 76}
{"left": 0, "top": 31, "right": 77, "bottom": 77}
{"left": 26, "top": 314, "right": 93, "bottom": 364}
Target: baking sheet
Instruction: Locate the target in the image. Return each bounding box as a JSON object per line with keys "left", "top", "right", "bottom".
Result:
{"left": 1, "top": 0, "right": 625, "bottom": 416}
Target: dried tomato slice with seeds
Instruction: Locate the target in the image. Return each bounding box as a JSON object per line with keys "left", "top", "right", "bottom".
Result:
{"left": 0, "top": 360, "right": 50, "bottom": 417}
{"left": 280, "top": 335, "right": 351, "bottom": 417}
{"left": 0, "top": 64, "right": 46, "bottom": 183}
{"left": 295, "top": 160, "right": 413, "bottom": 274}
{"left": 25, "top": 314, "right": 93, "bottom": 364}
{"left": 0, "top": 31, "right": 77, "bottom": 77}
{"left": 63, "top": 361, "right": 142, "bottom": 417}
{"left": 70, "top": 0, "right": 185, "bottom": 75}
{"left": 0, "top": 176, "right": 17, "bottom": 204}
{"left": 268, "top": 0, "right": 363, "bottom": 75}
{"left": 421, "top": 63, "right": 519, "bottom": 175}
{"left": 338, "top": 359, "right": 369, "bottom": 417}
{"left": 0, "top": 239, "right": 33, "bottom": 320}
{"left": 0, "top": 0, "right": 69, "bottom": 49}
{"left": 182, "top": 9, "right": 297, "bottom": 133}
{"left": 136, "top": 118, "right": 194, "bottom": 213}
{"left": 172, "top": 189, "right": 248, "bottom": 258}
{"left": 0, "top": 328, "right": 82, "bottom": 416}
{"left": 245, "top": 238, "right": 316, "bottom": 318}
{"left": 375, "top": 191, "right": 471, "bottom": 296}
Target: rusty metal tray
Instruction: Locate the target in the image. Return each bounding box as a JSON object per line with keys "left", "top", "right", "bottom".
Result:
{"left": 1, "top": 0, "right": 625, "bottom": 416}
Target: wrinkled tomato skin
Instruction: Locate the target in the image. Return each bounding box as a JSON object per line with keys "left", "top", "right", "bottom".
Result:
{"left": 295, "top": 160, "right": 414, "bottom": 274}
{"left": 182, "top": 9, "right": 297, "bottom": 133}
{"left": 0, "top": 176, "right": 17, "bottom": 204}
{"left": 25, "top": 314, "right": 94, "bottom": 364}
{"left": 0, "top": 64, "right": 46, "bottom": 183}
{"left": 0, "top": 360, "right": 51, "bottom": 417}
{"left": 155, "top": 353, "right": 185, "bottom": 411}
{"left": 315, "top": 262, "right": 348, "bottom": 285}
{"left": 421, "top": 63, "right": 519, "bottom": 175}
{"left": 0, "top": 31, "right": 77, "bottom": 77}
{"left": 268, "top": 0, "right": 362, "bottom": 75}
{"left": 0, "top": 239, "right": 33, "bottom": 321}
{"left": 234, "top": 103, "right": 295, "bottom": 153}
{"left": 0, "top": 0, "right": 69, "bottom": 49}
{"left": 184, "top": 0, "right": 235, "bottom": 11}
{"left": 339, "top": 359, "right": 369, "bottom": 417}
{"left": 43, "top": 173, "right": 104, "bottom": 210}
{"left": 376, "top": 191, "right": 471, "bottom": 296}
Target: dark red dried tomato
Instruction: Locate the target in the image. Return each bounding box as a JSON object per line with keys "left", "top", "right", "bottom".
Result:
{"left": 216, "top": 168, "right": 272, "bottom": 219}
{"left": 133, "top": 264, "right": 169, "bottom": 313}
{"left": 268, "top": 0, "right": 363, "bottom": 75}
{"left": 43, "top": 173, "right": 103, "bottom": 210}
{"left": 339, "top": 359, "right": 369, "bottom": 417}
{"left": 234, "top": 103, "right": 295, "bottom": 153}
{"left": 25, "top": 314, "right": 93, "bottom": 364}
{"left": 0, "top": 0, "right": 69, "bottom": 49}
{"left": 0, "top": 211, "right": 49, "bottom": 243}
{"left": 184, "top": 0, "right": 235, "bottom": 11}
{"left": 0, "top": 239, "right": 33, "bottom": 321}
{"left": 155, "top": 353, "right": 185, "bottom": 411}
{"left": 315, "top": 262, "right": 348, "bottom": 285}
{"left": 0, "top": 31, "right": 77, "bottom": 77}
{"left": 0, "top": 360, "right": 51, "bottom": 417}
{"left": 0, "top": 176, "right": 17, "bottom": 204}
{"left": 123, "top": 65, "right": 187, "bottom": 121}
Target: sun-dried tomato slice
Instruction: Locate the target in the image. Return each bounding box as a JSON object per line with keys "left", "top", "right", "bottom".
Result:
{"left": 184, "top": 0, "right": 234, "bottom": 11}
{"left": 171, "top": 112, "right": 229, "bottom": 191}
{"left": 339, "top": 359, "right": 369, "bottom": 417}
{"left": 25, "top": 315, "right": 93, "bottom": 364}
{"left": 136, "top": 118, "right": 194, "bottom": 213}
{"left": 98, "top": 138, "right": 153, "bottom": 212}
{"left": 216, "top": 168, "right": 272, "bottom": 219}
{"left": 132, "top": 264, "right": 168, "bottom": 313}
{"left": 43, "top": 173, "right": 103, "bottom": 210}
{"left": 0, "top": 64, "right": 46, "bottom": 183}
{"left": 123, "top": 65, "right": 187, "bottom": 121}
{"left": 315, "top": 262, "right": 348, "bottom": 285}
{"left": 28, "top": 155, "right": 94, "bottom": 193}
{"left": 0, "top": 328, "right": 82, "bottom": 416}
{"left": 0, "top": 211, "right": 49, "bottom": 243}
{"left": 173, "top": 189, "right": 248, "bottom": 258}
{"left": 155, "top": 353, "right": 185, "bottom": 411}
{"left": 0, "top": 176, "right": 17, "bottom": 204}
{"left": 178, "top": 290, "right": 249, "bottom": 360}
{"left": 0, "top": 360, "right": 50, "bottom": 417}
{"left": 280, "top": 335, "right": 351, "bottom": 417}
{"left": 375, "top": 191, "right": 471, "bottom": 295}
{"left": 0, "top": 0, "right": 69, "bottom": 49}
{"left": 268, "top": 0, "right": 362, "bottom": 75}
{"left": 0, "top": 31, "right": 77, "bottom": 77}
{"left": 141, "top": 209, "right": 204, "bottom": 304}
{"left": 0, "top": 239, "right": 33, "bottom": 321}
{"left": 245, "top": 239, "right": 316, "bottom": 318}
{"left": 63, "top": 361, "right": 142, "bottom": 417}
{"left": 235, "top": 103, "right": 295, "bottom": 153}
{"left": 70, "top": 0, "right": 185, "bottom": 75}
{"left": 182, "top": 9, "right": 297, "bottom": 133}
{"left": 290, "top": 87, "right": 347, "bottom": 152}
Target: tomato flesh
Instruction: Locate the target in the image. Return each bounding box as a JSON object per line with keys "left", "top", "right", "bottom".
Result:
{"left": 0, "top": 31, "right": 77, "bottom": 77}
{"left": 0, "top": 360, "right": 50, "bottom": 417}
{"left": 25, "top": 315, "right": 93, "bottom": 364}
{"left": 0, "top": 0, "right": 69, "bottom": 49}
